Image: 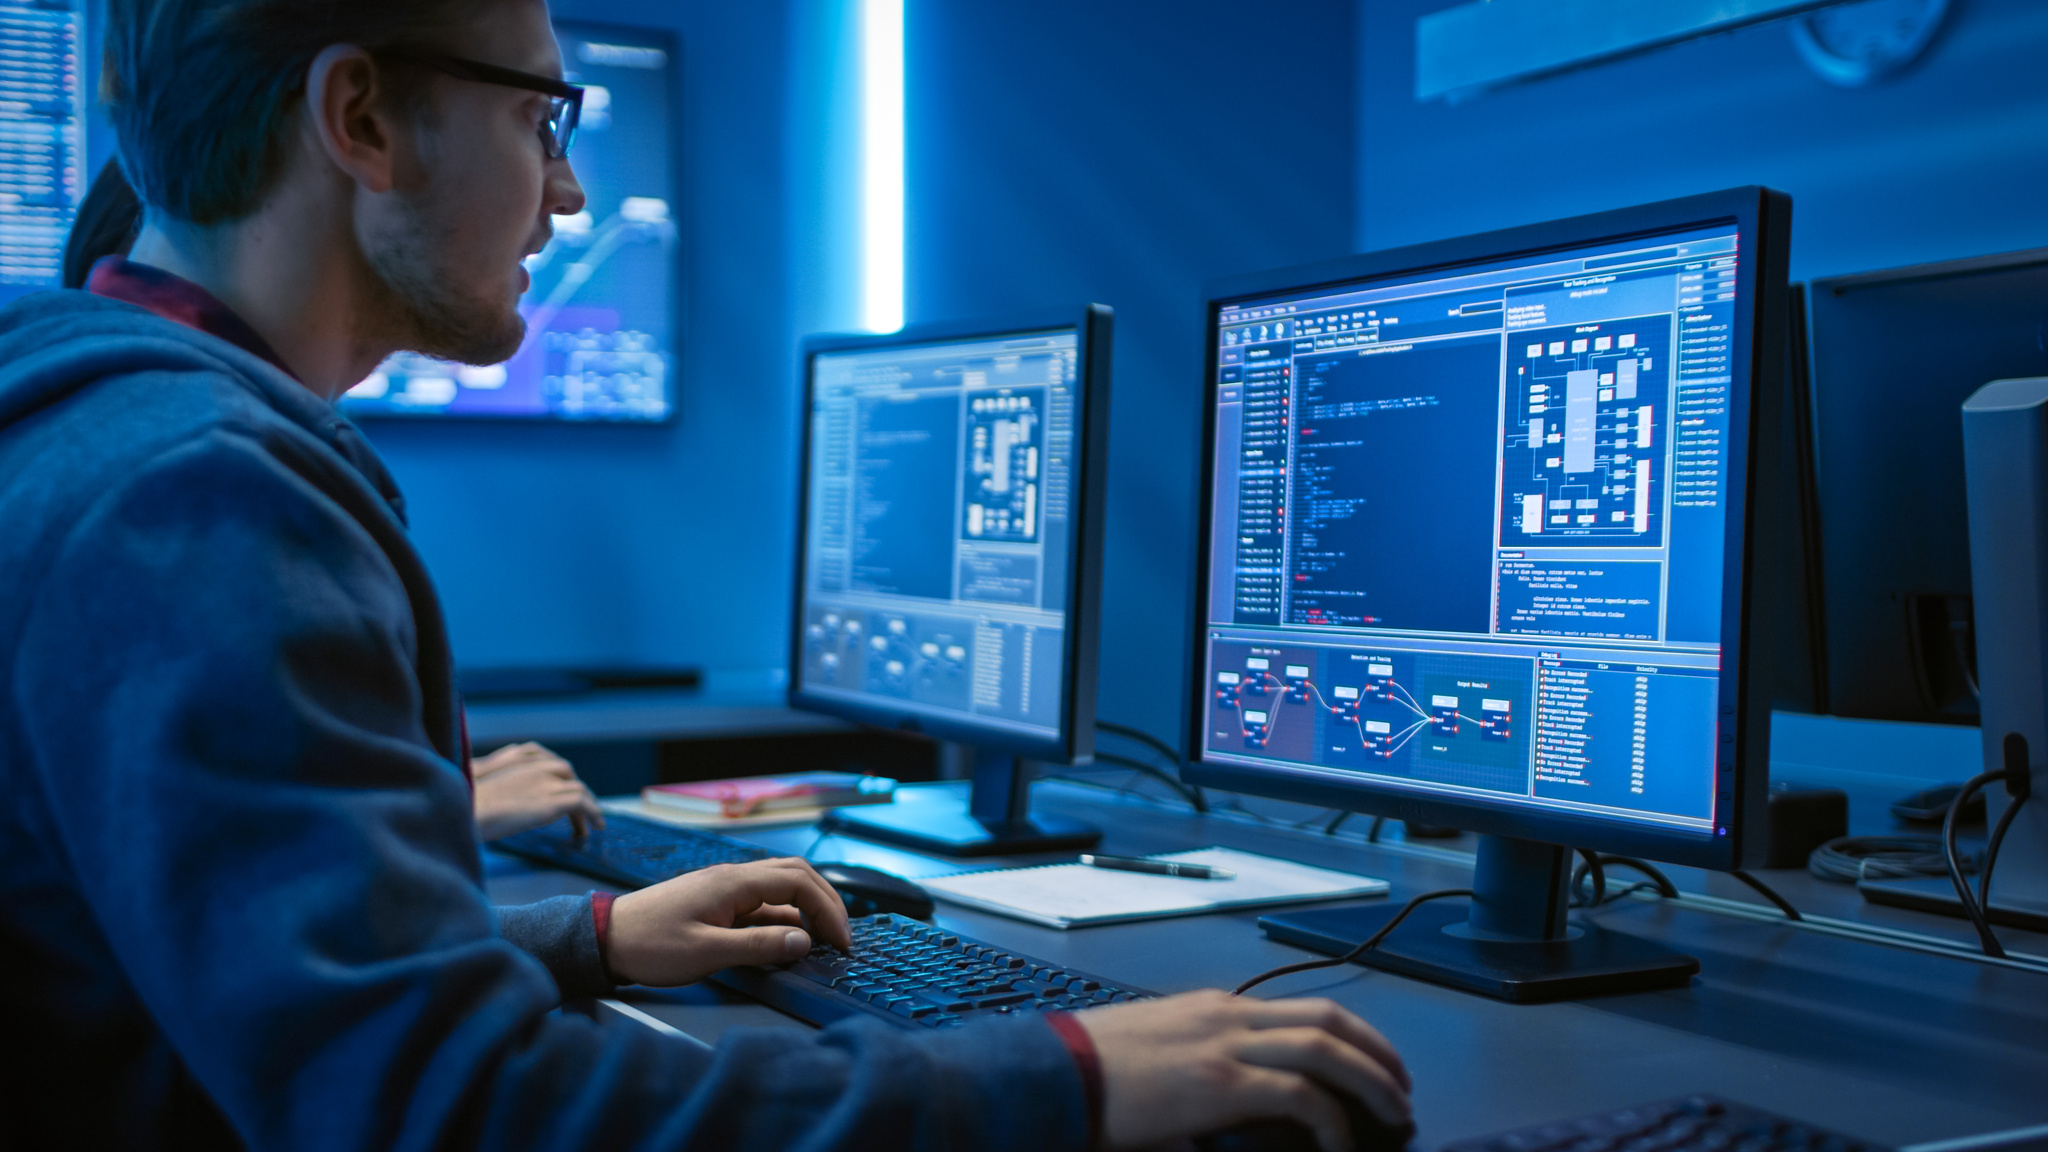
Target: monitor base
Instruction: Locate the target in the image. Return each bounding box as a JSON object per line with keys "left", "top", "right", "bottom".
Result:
{"left": 820, "top": 801, "right": 1100, "bottom": 857}
{"left": 1258, "top": 901, "right": 1699, "bottom": 1003}
{"left": 1856, "top": 874, "right": 2048, "bottom": 933}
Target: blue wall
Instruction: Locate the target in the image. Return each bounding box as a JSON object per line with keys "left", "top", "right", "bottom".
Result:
{"left": 1356, "top": 0, "right": 2048, "bottom": 281}
{"left": 903, "top": 0, "right": 1360, "bottom": 748}
{"left": 62, "top": 1, "right": 2048, "bottom": 746}
{"left": 363, "top": 0, "right": 802, "bottom": 680}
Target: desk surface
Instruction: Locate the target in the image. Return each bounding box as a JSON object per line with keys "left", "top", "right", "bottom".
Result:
{"left": 487, "top": 715, "right": 2048, "bottom": 1152}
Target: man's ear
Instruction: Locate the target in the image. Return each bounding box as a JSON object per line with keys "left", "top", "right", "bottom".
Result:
{"left": 303, "top": 44, "right": 405, "bottom": 196}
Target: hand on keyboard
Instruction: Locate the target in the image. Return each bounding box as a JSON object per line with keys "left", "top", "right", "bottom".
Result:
{"left": 607, "top": 858, "right": 855, "bottom": 987}
{"left": 1077, "top": 990, "right": 1412, "bottom": 1152}
{"left": 472, "top": 742, "right": 605, "bottom": 841}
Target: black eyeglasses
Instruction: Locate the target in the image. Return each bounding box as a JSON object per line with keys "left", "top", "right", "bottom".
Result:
{"left": 379, "top": 48, "right": 583, "bottom": 160}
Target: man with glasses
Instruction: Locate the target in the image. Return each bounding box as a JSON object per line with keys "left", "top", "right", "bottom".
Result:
{"left": 0, "top": 1, "right": 1413, "bottom": 1149}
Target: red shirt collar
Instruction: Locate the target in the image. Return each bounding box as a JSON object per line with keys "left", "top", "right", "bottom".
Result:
{"left": 86, "top": 256, "right": 300, "bottom": 382}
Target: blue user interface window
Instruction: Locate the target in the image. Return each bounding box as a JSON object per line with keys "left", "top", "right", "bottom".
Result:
{"left": 0, "top": 0, "right": 85, "bottom": 296}
{"left": 800, "top": 330, "right": 1081, "bottom": 739}
{"left": 339, "top": 23, "right": 677, "bottom": 421}
{"left": 1202, "top": 225, "right": 1740, "bottom": 834}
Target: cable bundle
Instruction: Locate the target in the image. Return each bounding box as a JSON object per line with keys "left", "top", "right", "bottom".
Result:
{"left": 1807, "top": 836, "right": 1969, "bottom": 884}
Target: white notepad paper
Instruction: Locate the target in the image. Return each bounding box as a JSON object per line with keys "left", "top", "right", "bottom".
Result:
{"left": 921, "top": 847, "right": 1390, "bottom": 929}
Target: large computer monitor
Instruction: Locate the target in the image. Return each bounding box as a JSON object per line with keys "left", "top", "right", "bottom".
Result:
{"left": 1185, "top": 188, "right": 1794, "bottom": 1001}
{"left": 795, "top": 307, "right": 1113, "bottom": 856}
{"left": 1806, "top": 248, "right": 2048, "bottom": 726}
{"left": 338, "top": 20, "right": 679, "bottom": 422}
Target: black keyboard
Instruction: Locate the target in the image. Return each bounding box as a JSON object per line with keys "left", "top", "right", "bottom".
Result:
{"left": 1444, "top": 1096, "right": 1891, "bottom": 1152}
{"left": 489, "top": 811, "right": 773, "bottom": 888}
{"left": 710, "top": 913, "right": 1151, "bottom": 1029}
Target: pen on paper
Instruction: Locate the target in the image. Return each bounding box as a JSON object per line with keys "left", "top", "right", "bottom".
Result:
{"left": 1078, "top": 854, "right": 1237, "bottom": 881}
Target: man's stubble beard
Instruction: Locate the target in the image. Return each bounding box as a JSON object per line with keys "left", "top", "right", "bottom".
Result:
{"left": 358, "top": 192, "right": 526, "bottom": 368}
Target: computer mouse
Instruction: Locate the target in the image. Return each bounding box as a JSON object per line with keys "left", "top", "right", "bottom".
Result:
{"left": 813, "top": 862, "right": 935, "bottom": 920}
{"left": 1196, "top": 1094, "right": 1416, "bottom": 1152}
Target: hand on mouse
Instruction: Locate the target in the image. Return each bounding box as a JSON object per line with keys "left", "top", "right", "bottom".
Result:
{"left": 605, "top": 858, "right": 855, "bottom": 987}
{"left": 1076, "top": 990, "right": 1411, "bottom": 1152}
{"left": 472, "top": 742, "right": 605, "bottom": 841}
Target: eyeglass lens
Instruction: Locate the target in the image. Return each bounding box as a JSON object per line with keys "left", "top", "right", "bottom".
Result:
{"left": 544, "top": 97, "right": 580, "bottom": 159}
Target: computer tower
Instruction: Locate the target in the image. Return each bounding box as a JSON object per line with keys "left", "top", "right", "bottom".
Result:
{"left": 1861, "top": 377, "right": 2048, "bottom": 929}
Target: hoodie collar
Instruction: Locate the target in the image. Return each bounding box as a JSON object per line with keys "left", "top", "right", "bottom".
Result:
{"left": 28, "top": 276, "right": 411, "bottom": 527}
{"left": 86, "top": 256, "right": 301, "bottom": 384}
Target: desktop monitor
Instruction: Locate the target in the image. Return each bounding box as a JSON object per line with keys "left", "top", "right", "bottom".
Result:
{"left": 338, "top": 20, "right": 680, "bottom": 422}
{"left": 793, "top": 307, "right": 1113, "bottom": 856}
{"left": 1806, "top": 248, "right": 2048, "bottom": 726}
{"left": 1185, "top": 187, "right": 1794, "bottom": 1001}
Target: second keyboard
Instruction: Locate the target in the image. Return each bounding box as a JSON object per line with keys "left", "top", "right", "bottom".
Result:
{"left": 711, "top": 913, "right": 1151, "bottom": 1029}
{"left": 489, "top": 811, "right": 774, "bottom": 889}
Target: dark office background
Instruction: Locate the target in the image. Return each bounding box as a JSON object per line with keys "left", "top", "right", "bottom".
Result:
{"left": 49, "top": 1, "right": 2048, "bottom": 755}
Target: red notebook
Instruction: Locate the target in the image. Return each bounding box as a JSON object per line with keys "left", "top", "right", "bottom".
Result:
{"left": 641, "top": 772, "right": 894, "bottom": 819}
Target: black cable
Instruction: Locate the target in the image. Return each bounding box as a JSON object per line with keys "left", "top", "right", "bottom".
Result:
{"left": 1945, "top": 768, "right": 2018, "bottom": 959}
{"left": 1093, "top": 752, "right": 1208, "bottom": 813}
{"left": 1096, "top": 720, "right": 1184, "bottom": 768}
{"left": 1980, "top": 790, "right": 2028, "bottom": 910}
{"left": 1571, "top": 848, "right": 1606, "bottom": 908}
{"left": 1807, "top": 835, "right": 1963, "bottom": 883}
{"left": 1730, "top": 870, "right": 1802, "bottom": 921}
{"left": 802, "top": 830, "right": 832, "bottom": 860}
{"left": 1231, "top": 889, "right": 1474, "bottom": 996}
{"left": 1595, "top": 855, "right": 1678, "bottom": 899}
{"left": 1323, "top": 810, "right": 1353, "bottom": 836}
{"left": 1366, "top": 815, "right": 1387, "bottom": 843}
{"left": 1093, "top": 722, "right": 1209, "bottom": 813}
{"left": 1600, "top": 881, "right": 1663, "bottom": 905}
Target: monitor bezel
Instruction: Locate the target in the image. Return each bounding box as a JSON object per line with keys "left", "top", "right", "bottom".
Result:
{"left": 788, "top": 305, "right": 1113, "bottom": 765}
{"left": 339, "top": 19, "right": 684, "bottom": 425}
{"left": 1183, "top": 187, "right": 1791, "bottom": 870}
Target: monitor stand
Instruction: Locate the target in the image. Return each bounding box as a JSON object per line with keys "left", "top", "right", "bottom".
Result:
{"left": 1256, "top": 835, "right": 1699, "bottom": 1003}
{"left": 819, "top": 747, "right": 1101, "bottom": 857}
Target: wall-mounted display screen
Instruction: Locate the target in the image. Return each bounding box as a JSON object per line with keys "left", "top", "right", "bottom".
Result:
{"left": 340, "top": 21, "right": 679, "bottom": 422}
{"left": 0, "top": 0, "right": 86, "bottom": 295}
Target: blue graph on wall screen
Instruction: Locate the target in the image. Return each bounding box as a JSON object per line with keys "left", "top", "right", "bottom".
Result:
{"left": 338, "top": 22, "right": 679, "bottom": 422}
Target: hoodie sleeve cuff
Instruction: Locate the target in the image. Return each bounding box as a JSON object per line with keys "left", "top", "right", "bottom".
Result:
{"left": 592, "top": 890, "right": 617, "bottom": 980}
{"left": 496, "top": 894, "right": 616, "bottom": 1000}
{"left": 1044, "top": 1012, "right": 1104, "bottom": 1150}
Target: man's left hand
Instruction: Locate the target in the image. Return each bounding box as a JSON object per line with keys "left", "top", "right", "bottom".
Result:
{"left": 473, "top": 742, "right": 604, "bottom": 840}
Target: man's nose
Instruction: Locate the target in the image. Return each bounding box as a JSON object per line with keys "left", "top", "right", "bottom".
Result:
{"left": 548, "top": 159, "right": 586, "bottom": 218}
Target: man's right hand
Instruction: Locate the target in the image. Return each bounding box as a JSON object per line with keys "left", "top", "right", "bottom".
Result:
{"left": 1076, "top": 989, "right": 1412, "bottom": 1152}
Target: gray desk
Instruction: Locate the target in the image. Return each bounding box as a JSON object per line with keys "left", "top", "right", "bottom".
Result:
{"left": 486, "top": 714, "right": 2048, "bottom": 1151}
{"left": 465, "top": 677, "right": 850, "bottom": 748}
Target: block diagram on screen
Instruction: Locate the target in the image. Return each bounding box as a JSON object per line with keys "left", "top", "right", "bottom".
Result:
{"left": 802, "top": 602, "right": 1065, "bottom": 729}
{"left": 1498, "top": 316, "right": 1671, "bottom": 549}
{"left": 963, "top": 387, "right": 1046, "bottom": 542}
{"left": 802, "top": 607, "right": 972, "bottom": 711}
{"left": 1206, "top": 639, "right": 1533, "bottom": 796}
